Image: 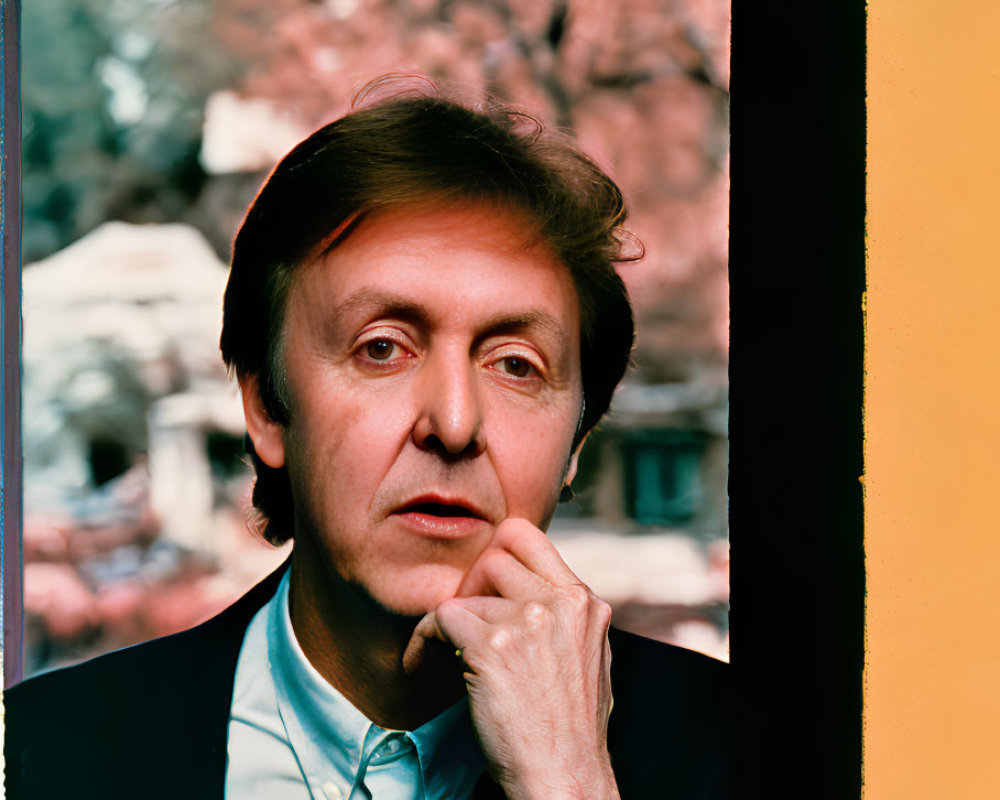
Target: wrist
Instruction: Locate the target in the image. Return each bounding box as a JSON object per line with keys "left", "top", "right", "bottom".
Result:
{"left": 498, "top": 753, "right": 620, "bottom": 800}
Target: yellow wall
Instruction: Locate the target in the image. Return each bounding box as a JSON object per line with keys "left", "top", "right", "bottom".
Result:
{"left": 866, "top": 1, "right": 1000, "bottom": 795}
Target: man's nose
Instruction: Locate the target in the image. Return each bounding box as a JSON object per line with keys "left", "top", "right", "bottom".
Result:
{"left": 412, "top": 353, "right": 486, "bottom": 458}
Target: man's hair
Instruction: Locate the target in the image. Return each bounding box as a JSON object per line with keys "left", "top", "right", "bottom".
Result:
{"left": 221, "top": 82, "right": 638, "bottom": 544}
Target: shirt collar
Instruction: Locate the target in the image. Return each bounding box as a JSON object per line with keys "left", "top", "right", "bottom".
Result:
{"left": 410, "top": 692, "right": 485, "bottom": 798}
{"left": 267, "top": 569, "right": 485, "bottom": 798}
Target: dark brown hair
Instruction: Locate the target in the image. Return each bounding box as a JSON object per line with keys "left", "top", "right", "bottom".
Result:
{"left": 221, "top": 83, "right": 638, "bottom": 544}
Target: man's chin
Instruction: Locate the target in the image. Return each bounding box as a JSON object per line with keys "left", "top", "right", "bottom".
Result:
{"left": 350, "top": 571, "right": 464, "bottom": 620}
{"left": 370, "top": 591, "right": 457, "bottom": 620}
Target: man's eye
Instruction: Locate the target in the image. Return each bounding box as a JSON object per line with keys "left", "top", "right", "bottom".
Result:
{"left": 365, "top": 339, "right": 397, "bottom": 360}
{"left": 498, "top": 356, "right": 534, "bottom": 378}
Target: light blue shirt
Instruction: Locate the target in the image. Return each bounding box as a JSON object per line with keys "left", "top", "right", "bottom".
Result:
{"left": 225, "top": 570, "right": 486, "bottom": 799}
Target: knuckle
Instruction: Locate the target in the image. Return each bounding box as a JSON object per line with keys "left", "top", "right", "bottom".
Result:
{"left": 563, "top": 583, "right": 590, "bottom": 610}
{"left": 595, "top": 599, "right": 613, "bottom": 629}
{"left": 521, "top": 600, "right": 549, "bottom": 631}
{"left": 488, "top": 627, "right": 513, "bottom": 651}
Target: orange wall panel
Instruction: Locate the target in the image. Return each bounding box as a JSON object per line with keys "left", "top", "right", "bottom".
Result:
{"left": 866, "top": 0, "right": 1000, "bottom": 795}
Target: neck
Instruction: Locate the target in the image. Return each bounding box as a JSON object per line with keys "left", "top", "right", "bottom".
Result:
{"left": 287, "top": 542, "right": 466, "bottom": 731}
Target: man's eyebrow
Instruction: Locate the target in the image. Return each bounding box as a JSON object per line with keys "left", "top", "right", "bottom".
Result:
{"left": 477, "top": 311, "right": 572, "bottom": 350}
{"left": 329, "top": 289, "right": 431, "bottom": 326}
{"left": 329, "top": 290, "right": 573, "bottom": 349}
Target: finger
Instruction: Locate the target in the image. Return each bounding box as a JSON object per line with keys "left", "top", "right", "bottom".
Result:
{"left": 456, "top": 545, "right": 550, "bottom": 600}
{"left": 401, "top": 609, "right": 459, "bottom": 674}
{"left": 432, "top": 599, "right": 493, "bottom": 668}
{"left": 401, "top": 611, "right": 441, "bottom": 674}
{"left": 491, "top": 518, "right": 583, "bottom": 587}
{"left": 401, "top": 596, "right": 513, "bottom": 673}
{"left": 439, "top": 594, "right": 513, "bottom": 623}
{"left": 434, "top": 597, "right": 525, "bottom": 675}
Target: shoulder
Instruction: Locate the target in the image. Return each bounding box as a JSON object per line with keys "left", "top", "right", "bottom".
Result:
{"left": 6, "top": 617, "right": 225, "bottom": 730}
{"left": 607, "top": 627, "right": 729, "bottom": 799}
{"left": 3, "top": 563, "right": 286, "bottom": 800}
{"left": 608, "top": 625, "right": 729, "bottom": 708}
{"left": 4, "top": 628, "right": 222, "bottom": 799}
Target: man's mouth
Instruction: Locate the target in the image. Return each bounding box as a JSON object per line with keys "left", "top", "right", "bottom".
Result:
{"left": 392, "top": 496, "right": 488, "bottom": 537}
{"left": 397, "top": 499, "right": 483, "bottom": 519}
{"left": 412, "top": 502, "right": 474, "bottom": 516}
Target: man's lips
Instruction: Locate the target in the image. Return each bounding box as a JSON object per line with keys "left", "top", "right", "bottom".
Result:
{"left": 400, "top": 502, "right": 478, "bottom": 517}
{"left": 391, "top": 494, "right": 490, "bottom": 538}
{"left": 394, "top": 494, "right": 487, "bottom": 519}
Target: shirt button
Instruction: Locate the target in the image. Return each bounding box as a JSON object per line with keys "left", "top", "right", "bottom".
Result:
{"left": 322, "top": 780, "right": 344, "bottom": 800}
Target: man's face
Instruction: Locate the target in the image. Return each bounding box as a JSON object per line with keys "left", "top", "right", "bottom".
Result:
{"left": 249, "top": 204, "right": 583, "bottom": 616}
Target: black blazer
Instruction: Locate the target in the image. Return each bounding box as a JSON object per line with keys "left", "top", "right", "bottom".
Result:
{"left": 4, "top": 565, "right": 729, "bottom": 799}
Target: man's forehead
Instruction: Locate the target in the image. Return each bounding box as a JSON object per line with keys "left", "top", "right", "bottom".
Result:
{"left": 315, "top": 202, "right": 550, "bottom": 262}
{"left": 290, "top": 203, "right": 580, "bottom": 332}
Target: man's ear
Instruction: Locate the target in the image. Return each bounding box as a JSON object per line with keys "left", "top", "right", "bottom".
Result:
{"left": 564, "top": 430, "right": 590, "bottom": 487}
{"left": 238, "top": 373, "right": 286, "bottom": 469}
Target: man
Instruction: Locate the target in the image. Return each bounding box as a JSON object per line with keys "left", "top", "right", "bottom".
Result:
{"left": 5, "top": 87, "right": 728, "bottom": 799}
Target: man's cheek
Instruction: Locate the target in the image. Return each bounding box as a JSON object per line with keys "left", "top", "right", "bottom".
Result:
{"left": 496, "top": 406, "right": 577, "bottom": 465}
{"left": 495, "top": 453, "right": 565, "bottom": 520}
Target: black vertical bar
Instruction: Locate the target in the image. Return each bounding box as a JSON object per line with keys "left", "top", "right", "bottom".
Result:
{"left": 730, "top": 2, "right": 866, "bottom": 797}
{"left": 1, "top": 0, "right": 22, "bottom": 689}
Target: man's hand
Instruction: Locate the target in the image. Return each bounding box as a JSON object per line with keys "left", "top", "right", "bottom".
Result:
{"left": 403, "top": 519, "right": 620, "bottom": 800}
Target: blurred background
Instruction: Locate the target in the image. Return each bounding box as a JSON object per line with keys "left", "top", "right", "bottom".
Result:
{"left": 20, "top": 0, "right": 730, "bottom": 677}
